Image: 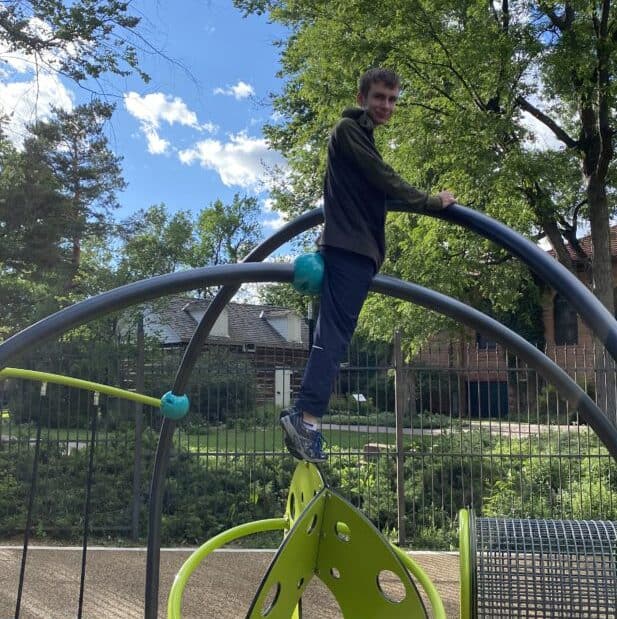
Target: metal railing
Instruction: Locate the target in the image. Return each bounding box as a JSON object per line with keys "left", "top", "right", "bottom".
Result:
{"left": 0, "top": 332, "right": 615, "bottom": 549}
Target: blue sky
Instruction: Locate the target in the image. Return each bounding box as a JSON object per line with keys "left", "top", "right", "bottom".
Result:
{"left": 0, "top": 0, "right": 290, "bottom": 231}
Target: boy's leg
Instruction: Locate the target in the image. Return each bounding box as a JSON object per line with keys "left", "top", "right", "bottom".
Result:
{"left": 281, "top": 247, "right": 376, "bottom": 462}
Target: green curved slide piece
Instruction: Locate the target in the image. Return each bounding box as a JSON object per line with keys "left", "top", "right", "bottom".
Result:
{"left": 390, "top": 544, "right": 446, "bottom": 619}
{"left": 0, "top": 367, "right": 161, "bottom": 408}
{"left": 459, "top": 508, "right": 472, "bottom": 619}
{"left": 167, "top": 517, "right": 288, "bottom": 619}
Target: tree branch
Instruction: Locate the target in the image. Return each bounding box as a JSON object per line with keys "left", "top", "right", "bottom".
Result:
{"left": 516, "top": 96, "right": 579, "bottom": 148}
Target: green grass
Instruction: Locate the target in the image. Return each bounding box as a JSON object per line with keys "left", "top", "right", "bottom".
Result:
{"left": 3, "top": 422, "right": 405, "bottom": 452}
{"left": 176, "top": 426, "right": 401, "bottom": 453}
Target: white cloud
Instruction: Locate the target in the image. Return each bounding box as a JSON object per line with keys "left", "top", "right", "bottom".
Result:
{"left": 0, "top": 15, "right": 76, "bottom": 147}
{"left": 213, "top": 80, "right": 255, "bottom": 100}
{"left": 0, "top": 72, "right": 73, "bottom": 147}
{"left": 178, "top": 132, "right": 286, "bottom": 189}
{"left": 200, "top": 121, "right": 219, "bottom": 134}
{"left": 125, "top": 91, "right": 212, "bottom": 155}
{"left": 124, "top": 92, "right": 200, "bottom": 129}
{"left": 124, "top": 91, "right": 218, "bottom": 155}
{"left": 263, "top": 198, "right": 287, "bottom": 230}
{"left": 143, "top": 125, "right": 169, "bottom": 155}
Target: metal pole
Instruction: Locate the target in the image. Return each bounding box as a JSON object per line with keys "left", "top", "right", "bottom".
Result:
{"left": 393, "top": 330, "right": 406, "bottom": 546}
{"left": 132, "top": 315, "right": 145, "bottom": 541}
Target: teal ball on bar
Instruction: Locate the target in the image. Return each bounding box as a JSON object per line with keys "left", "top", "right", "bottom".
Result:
{"left": 160, "top": 391, "right": 190, "bottom": 420}
{"left": 293, "top": 252, "right": 324, "bottom": 296}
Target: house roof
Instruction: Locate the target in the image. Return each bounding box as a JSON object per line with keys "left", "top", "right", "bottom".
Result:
{"left": 150, "top": 296, "right": 309, "bottom": 348}
{"left": 546, "top": 225, "right": 617, "bottom": 261}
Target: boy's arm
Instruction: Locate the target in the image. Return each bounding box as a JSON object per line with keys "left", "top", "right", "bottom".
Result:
{"left": 335, "top": 119, "right": 443, "bottom": 212}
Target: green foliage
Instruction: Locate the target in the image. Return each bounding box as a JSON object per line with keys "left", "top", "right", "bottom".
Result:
{"left": 0, "top": 101, "right": 127, "bottom": 332}
{"left": 194, "top": 194, "right": 262, "bottom": 265}
{"left": 0, "top": 1, "right": 149, "bottom": 85}
{"left": 114, "top": 196, "right": 264, "bottom": 287}
{"left": 25, "top": 101, "right": 126, "bottom": 289}
{"left": 1, "top": 427, "right": 615, "bottom": 548}
{"left": 236, "top": 0, "right": 617, "bottom": 343}
{"left": 117, "top": 204, "right": 196, "bottom": 280}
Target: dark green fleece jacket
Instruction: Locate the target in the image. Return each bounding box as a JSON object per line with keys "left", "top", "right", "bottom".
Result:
{"left": 321, "top": 107, "right": 442, "bottom": 269}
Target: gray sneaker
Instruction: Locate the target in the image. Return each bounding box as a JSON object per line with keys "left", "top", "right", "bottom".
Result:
{"left": 280, "top": 408, "right": 327, "bottom": 463}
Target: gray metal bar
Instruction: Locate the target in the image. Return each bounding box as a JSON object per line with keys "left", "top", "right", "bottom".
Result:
{"left": 370, "top": 275, "right": 617, "bottom": 461}
{"left": 0, "top": 263, "right": 294, "bottom": 369}
{"left": 435, "top": 204, "right": 617, "bottom": 361}
{"left": 144, "top": 208, "right": 323, "bottom": 618}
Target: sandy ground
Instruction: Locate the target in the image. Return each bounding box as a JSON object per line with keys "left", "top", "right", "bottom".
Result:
{"left": 0, "top": 546, "right": 460, "bottom": 618}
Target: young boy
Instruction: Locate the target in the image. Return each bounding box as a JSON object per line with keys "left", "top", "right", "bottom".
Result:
{"left": 280, "top": 68, "right": 456, "bottom": 462}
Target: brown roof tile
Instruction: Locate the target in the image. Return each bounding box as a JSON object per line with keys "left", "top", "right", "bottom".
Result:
{"left": 151, "top": 297, "right": 309, "bottom": 348}
{"left": 546, "top": 225, "right": 617, "bottom": 260}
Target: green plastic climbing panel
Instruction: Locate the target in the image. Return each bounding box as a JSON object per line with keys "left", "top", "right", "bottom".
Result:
{"left": 168, "top": 462, "right": 443, "bottom": 619}
{"left": 247, "top": 463, "right": 428, "bottom": 618}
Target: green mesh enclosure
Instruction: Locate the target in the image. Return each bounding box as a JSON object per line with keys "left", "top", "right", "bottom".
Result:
{"left": 469, "top": 515, "right": 617, "bottom": 618}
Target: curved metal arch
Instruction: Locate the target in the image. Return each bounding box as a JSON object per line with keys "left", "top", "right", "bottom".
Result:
{"left": 436, "top": 205, "right": 617, "bottom": 358}
{"left": 143, "top": 202, "right": 617, "bottom": 617}
{"left": 0, "top": 261, "right": 613, "bottom": 472}
{"left": 371, "top": 274, "right": 617, "bottom": 459}
{"left": 3, "top": 203, "right": 617, "bottom": 617}
{"left": 180, "top": 205, "right": 617, "bottom": 364}
{"left": 145, "top": 208, "right": 323, "bottom": 613}
{"left": 0, "top": 263, "right": 293, "bottom": 369}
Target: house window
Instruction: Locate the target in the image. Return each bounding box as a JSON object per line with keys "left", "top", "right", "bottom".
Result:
{"left": 554, "top": 294, "right": 578, "bottom": 345}
{"left": 476, "top": 332, "right": 497, "bottom": 350}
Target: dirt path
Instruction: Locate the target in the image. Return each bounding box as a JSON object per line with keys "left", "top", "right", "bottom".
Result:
{"left": 0, "top": 547, "right": 460, "bottom": 618}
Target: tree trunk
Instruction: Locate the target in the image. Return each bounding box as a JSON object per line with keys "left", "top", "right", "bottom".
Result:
{"left": 587, "top": 180, "right": 613, "bottom": 312}
{"left": 587, "top": 177, "right": 616, "bottom": 424}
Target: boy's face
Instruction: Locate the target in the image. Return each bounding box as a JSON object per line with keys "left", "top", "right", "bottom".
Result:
{"left": 357, "top": 80, "right": 400, "bottom": 126}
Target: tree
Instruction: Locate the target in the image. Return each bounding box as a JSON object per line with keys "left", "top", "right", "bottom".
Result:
{"left": 0, "top": 1, "right": 149, "bottom": 85}
{"left": 116, "top": 204, "right": 196, "bottom": 281}
{"left": 235, "top": 0, "right": 617, "bottom": 331}
{"left": 26, "top": 101, "right": 126, "bottom": 289}
{"left": 0, "top": 132, "right": 69, "bottom": 278}
{"left": 115, "top": 197, "right": 264, "bottom": 284}
{"left": 194, "top": 194, "right": 263, "bottom": 265}
{"left": 0, "top": 128, "right": 73, "bottom": 335}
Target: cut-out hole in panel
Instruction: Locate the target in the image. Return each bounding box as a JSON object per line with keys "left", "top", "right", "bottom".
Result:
{"left": 289, "top": 493, "right": 296, "bottom": 519}
{"left": 334, "top": 521, "right": 351, "bottom": 542}
{"left": 376, "top": 570, "right": 407, "bottom": 604}
{"left": 301, "top": 491, "right": 305, "bottom": 504}
{"left": 330, "top": 567, "right": 341, "bottom": 579}
{"left": 297, "top": 577, "right": 304, "bottom": 589}
{"left": 306, "top": 514, "right": 318, "bottom": 534}
{"left": 261, "top": 582, "right": 281, "bottom": 616}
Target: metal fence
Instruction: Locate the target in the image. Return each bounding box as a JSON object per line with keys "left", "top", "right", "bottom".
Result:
{"left": 0, "top": 329, "right": 615, "bottom": 549}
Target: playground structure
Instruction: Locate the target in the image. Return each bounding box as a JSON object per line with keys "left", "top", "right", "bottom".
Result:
{"left": 1, "top": 203, "right": 617, "bottom": 617}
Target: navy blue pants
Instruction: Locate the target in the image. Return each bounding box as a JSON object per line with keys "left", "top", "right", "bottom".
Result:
{"left": 295, "top": 246, "right": 376, "bottom": 418}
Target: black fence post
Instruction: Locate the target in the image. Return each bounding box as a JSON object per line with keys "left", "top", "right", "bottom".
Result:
{"left": 132, "top": 315, "right": 145, "bottom": 541}
{"left": 393, "top": 330, "right": 406, "bottom": 546}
